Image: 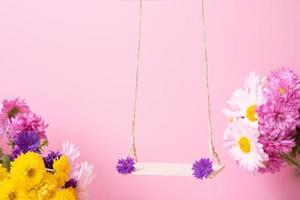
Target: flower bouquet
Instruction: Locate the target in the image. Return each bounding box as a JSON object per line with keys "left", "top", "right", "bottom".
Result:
{"left": 223, "top": 67, "right": 300, "bottom": 174}
{"left": 0, "top": 98, "right": 95, "bottom": 200}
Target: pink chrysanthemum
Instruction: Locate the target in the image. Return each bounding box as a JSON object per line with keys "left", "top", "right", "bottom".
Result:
{"left": 257, "top": 68, "right": 300, "bottom": 139}
{"left": 264, "top": 67, "right": 300, "bottom": 105}
{"left": 259, "top": 134, "right": 295, "bottom": 154}
{"left": 256, "top": 68, "right": 300, "bottom": 174}
{"left": 0, "top": 98, "right": 30, "bottom": 135}
{"left": 257, "top": 100, "right": 299, "bottom": 139}
{"left": 0, "top": 114, "right": 9, "bottom": 136}
{"left": 1, "top": 98, "right": 30, "bottom": 118}
{"left": 10, "top": 112, "right": 48, "bottom": 139}
{"left": 259, "top": 153, "right": 284, "bottom": 174}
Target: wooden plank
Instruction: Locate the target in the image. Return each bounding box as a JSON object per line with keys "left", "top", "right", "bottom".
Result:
{"left": 132, "top": 162, "right": 224, "bottom": 177}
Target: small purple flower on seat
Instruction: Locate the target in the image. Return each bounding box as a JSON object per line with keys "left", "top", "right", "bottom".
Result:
{"left": 116, "top": 157, "right": 135, "bottom": 174}
{"left": 192, "top": 158, "right": 213, "bottom": 179}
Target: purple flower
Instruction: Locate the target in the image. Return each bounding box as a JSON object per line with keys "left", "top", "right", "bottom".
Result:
{"left": 43, "top": 151, "right": 62, "bottom": 169}
{"left": 15, "top": 130, "right": 40, "bottom": 152}
{"left": 9, "top": 130, "right": 41, "bottom": 160}
{"left": 116, "top": 157, "right": 135, "bottom": 174}
{"left": 192, "top": 158, "right": 213, "bottom": 179}
{"left": 10, "top": 148, "right": 22, "bottom": 160}
{"left": 64, "top": 178, "right": 78, "bottom": 188}
{"left": 10, "top": 112, "right": 48, "bottom": 139}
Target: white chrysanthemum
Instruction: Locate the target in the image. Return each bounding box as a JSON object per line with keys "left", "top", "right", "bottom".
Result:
{"left": 73, "top": 162, "right": 96, "bottom": 200}
{"left": 222, "top": 73, "right": 265, "bottom": 124}
{"left": 63, "top": 141, "right": 80, "bottom": 162}
{"left": 61, "top": 142, "right": 95, "bottom": 199}
{"left": 224, "top": 120, "right": 268, "bottom": 172}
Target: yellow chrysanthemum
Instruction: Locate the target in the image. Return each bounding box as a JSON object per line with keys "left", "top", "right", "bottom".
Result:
{"left": 10, "top": 152, "right": 46, "bottom": 189}
{"left": 53, "top": 155, "right": 70, "bottom": 187}
{"left": 0, "top": 179, "right": 27, "bottom": 200}
{"left": 30, "top": 172, "right": 59, "bottom": 200}
{"left": 23, "top": 191, "right": 37, "bottom": 200}
{"left": 0, "top": 164, "right": 8, "bottom": 182}
{"left": 53, "top": 188, "right": 77, "bottom": 200}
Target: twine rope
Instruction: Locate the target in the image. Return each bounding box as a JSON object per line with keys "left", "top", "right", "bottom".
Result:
{"left": 201, "top": 0, "right": 221, "bottom": 164}
{"left": 128, "top": 0, "right": 143, "bottom": 162}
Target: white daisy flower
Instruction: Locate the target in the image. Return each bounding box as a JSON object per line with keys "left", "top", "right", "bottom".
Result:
{"left": 62, "top": 140, "right": 80, "bottom": 162}
{"left": 73, "top": 161, "right": 96, "bottom": 200}
{"left": 222, "top": 73, "right": 265, "bottom": 124}
{"left": 62, "top": 141, "right": 95, "bottom": 199}
{"left": 224, "top": 120, "right": 268, "bottom": 172}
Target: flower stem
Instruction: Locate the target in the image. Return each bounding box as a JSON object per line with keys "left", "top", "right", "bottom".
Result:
{"left": 281, "top": 153, "right": 300, "bottom": 170}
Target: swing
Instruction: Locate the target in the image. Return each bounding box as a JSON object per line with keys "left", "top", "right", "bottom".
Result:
{"left": 117, "top": 0, "right": 224, "bottom": 179}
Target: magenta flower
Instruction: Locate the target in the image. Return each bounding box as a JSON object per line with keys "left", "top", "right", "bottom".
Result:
{"left": 257, "top": 100, "right": 299, "bottom": 140}
{"left": 10, "top": 112, "right": 48, "bottom": 139}
{"left": 256, "top": 68, "right": 300, "bottom": 174}
{"left": 258, "top": 133, "right": 294, "bottom": 173}
{"left": 259, "top": 153, "right": 284, "bottom": 174}
{"left": 259, "top": 134, "right": 295, "bottom": 154}
{"left": 0, "top": 98, "right": 30, "bottom": 136}
{"left": 1, "top": 98, "right": 30, "bottom": 119}
{"left": 0, "top": 115, "right": 9, "bottom": 136}
{"left": 256, "top": 68, "right": 300, "bottom": 156}
{"left": 264, "top": 67, "right": 300, "bottom": 105}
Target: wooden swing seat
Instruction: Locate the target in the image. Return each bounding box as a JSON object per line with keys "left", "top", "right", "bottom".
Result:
{"left": 133, "top": 162, "right": 224, "bottom": 177}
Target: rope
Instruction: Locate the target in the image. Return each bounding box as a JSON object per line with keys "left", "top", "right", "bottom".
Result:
{"left": 128, "top": 0, "right": 143, "bottom": 162}
{"left": 201, "top": 0, "right": 221, "bottom": 164}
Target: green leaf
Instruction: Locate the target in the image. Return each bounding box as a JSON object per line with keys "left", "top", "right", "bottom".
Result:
{"left": 40, "top": 139, "right": 49, "bottom": 147}
{"left": 39, "top": 139, "right": 49, "bottom": 152}
{"left": 1, "top": 154, "right": 11, "bottom": 170}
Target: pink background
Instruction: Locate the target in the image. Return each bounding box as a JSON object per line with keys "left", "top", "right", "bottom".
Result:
{"left": 0, "top": 0, "right": 300, "bottom": 199}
